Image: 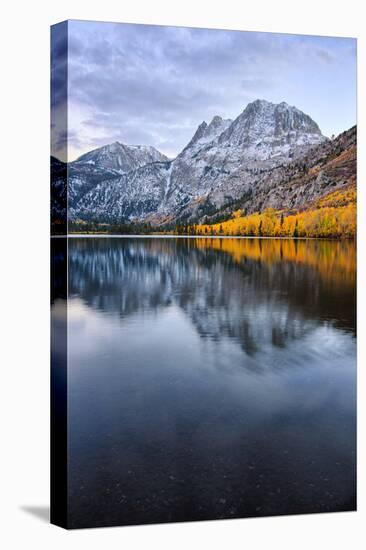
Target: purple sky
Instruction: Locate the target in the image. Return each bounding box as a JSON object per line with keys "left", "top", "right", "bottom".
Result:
{"left": 51, "top": 20, "right": 356, "bottom": 161}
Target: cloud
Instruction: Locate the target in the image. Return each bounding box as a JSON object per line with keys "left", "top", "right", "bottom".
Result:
{"left": 65, "top": 21, "right": 356, "bottom": 160}
{"left": 313, "top": 47, "right": 334, "bottom": 63}
{"left": 241, "top": 77, "right": 275, "bottom": 91}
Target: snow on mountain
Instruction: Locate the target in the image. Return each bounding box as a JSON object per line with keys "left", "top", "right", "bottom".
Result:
{"left": 69, "top": 161, "right": 171, "bottom": 222}
{"left": 157, "top": 100, "right": 326, "bottom": 218}
{"left": 219, "top": 100, "right": 323, "bottom": 152}
{"left": 74, "top": 141, "right": 169, "bottom": 174}
{"left": 67, "top": 142, "right": 169, "bottom": 211}
{"left": 64, "top": 100, "right": 329, "bottom": 224}
{"left": 181, "top": 115, "right": 232, "bottom": 154}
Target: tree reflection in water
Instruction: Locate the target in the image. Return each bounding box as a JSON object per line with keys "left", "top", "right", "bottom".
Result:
{"left": 62, "top": 237, "right": 356, "bottom": 528}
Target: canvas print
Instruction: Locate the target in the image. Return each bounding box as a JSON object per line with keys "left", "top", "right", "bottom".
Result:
{"left": 51, "top": 20, "right": 357, "bottom": 529}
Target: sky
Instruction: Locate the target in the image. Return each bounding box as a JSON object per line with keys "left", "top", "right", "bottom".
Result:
{"left": 51, "top": 20, "right": 356, "bottom": 162}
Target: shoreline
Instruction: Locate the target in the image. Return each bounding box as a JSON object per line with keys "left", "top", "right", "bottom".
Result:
{"left": 52, "top": 233, "right": 356, "bottom": 241}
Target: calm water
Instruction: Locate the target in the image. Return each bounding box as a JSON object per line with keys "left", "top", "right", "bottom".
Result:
{"left": 63, "top": 237, "right": 356, "bottom": 527}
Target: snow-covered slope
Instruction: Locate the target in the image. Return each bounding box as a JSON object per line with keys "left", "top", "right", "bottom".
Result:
{"left": 67, "top": 142, "right": 169, "bottom": 211}
{"left": 181, "top": 115, "right": 232, "bottom": 154}
{"left": 66, "top": 100, "right": 328, "bottom": 224}
{"left": 70, "top": 161, "right": 171, "bottom": 222}
{"left": 218, "top": 100, "right": 323, "bottom": 157}
{"left": 74, "top": 142, "right": 169, "bottom": 174}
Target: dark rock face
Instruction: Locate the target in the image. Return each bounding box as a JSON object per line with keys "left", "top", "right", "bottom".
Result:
{"left": 51, "top": 156, "right": 67, "bottom": 233}
{"left": 53, "top": 100, "right": 355, "bottom": 225}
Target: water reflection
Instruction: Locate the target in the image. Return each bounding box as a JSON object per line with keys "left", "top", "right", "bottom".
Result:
{"left": 69, "top": 237, "right": 356, "bottom": 350}
{"left": 66, "top": 237, "right": 356, "bottom": 528}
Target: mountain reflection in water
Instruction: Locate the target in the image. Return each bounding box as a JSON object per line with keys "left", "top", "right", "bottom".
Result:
{"left": 63, "top": 237, "right": 356, "bottom": 528}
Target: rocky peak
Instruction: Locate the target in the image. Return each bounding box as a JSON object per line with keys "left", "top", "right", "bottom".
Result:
{"left": 181, "top": 116, "right": 232, "bottom": 156}
{"left": 66, "top": 99, "right": 339, "bottom": 227}
{"left": 186, "top": 120, "right": 208, "bottom": 147}
{"left": 273, "top": 102, "right": 322, "bottom": 136}
{"left": 218, "top": 99, "right": 325, "bottom": 151}
{"left": 73, "top": 141, "right": 169, "bottom": 174}
{"left": 206, "top": 115, "right": 232, "bottom": 138}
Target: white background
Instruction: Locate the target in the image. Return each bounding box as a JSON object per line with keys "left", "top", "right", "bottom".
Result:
{"left": 1, "top": 0, "right": 365, "bottom": 548}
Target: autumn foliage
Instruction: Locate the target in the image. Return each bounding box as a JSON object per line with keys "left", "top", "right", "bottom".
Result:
{"left": 187, "top": 188, "right": 356, "bottom": 238}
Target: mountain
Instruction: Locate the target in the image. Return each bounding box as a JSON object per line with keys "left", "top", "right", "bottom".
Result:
{"left": 51, "top": 155, "right": 67, "bottom": 231}
{"left": 218, "top": 100, "right": 323, "bottom": 153}
{"left": 178, "top": 124, "right": 356, "bottom": 224}
{"left": 70, "top": 161, "right": 172, "bottom": 222}
{"left": 244, "top": 125, "right": 356, "bottom": 214}
{"left": 181, "top": 115, "right": 233, "bottom": 152}
{"left": 52, "top": 100, "right": 355, "bottom": 227}
{"left": 74, "top": 142, "right": 169, "bottom": 174}
{"left": 156, "top": 100, "right": 326, "bottom": 221}
{"left": 66, "top": 142, "right": 169, "bottom": 212}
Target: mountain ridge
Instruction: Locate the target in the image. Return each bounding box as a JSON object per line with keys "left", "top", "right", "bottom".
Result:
{"left": 51, "top": 100, "right": 356, "bottom": 228}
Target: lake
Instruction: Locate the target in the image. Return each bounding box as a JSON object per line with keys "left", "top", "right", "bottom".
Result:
{"left": 62, "top": 237, "right": 356, "bottom": 527}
